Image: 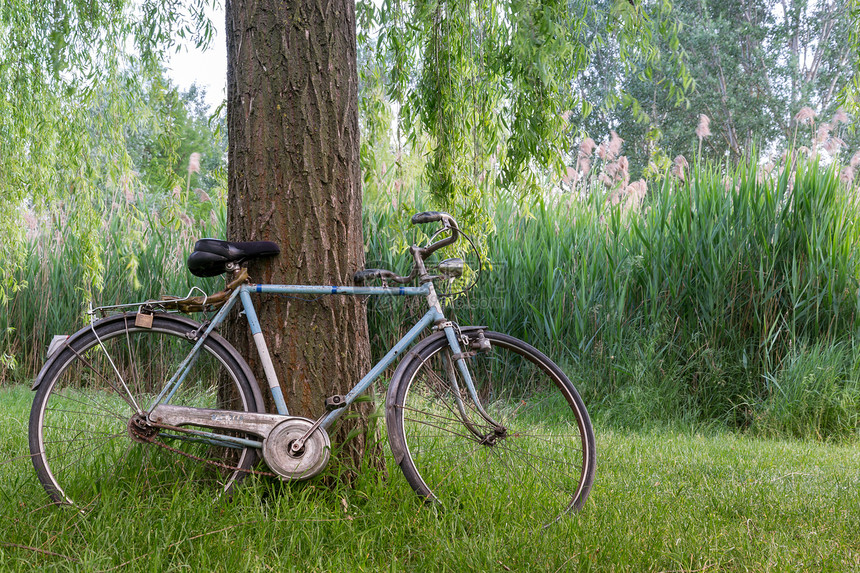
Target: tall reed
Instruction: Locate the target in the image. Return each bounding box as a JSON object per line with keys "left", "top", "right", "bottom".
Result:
{"left": 0, "top": 193, "right": 223, "bottom": 383}
{"left": 4, "top": 156, "right": 859, "bottom": 437}
{"left": 366, "top": 156, "right": 860, "bottom": 434}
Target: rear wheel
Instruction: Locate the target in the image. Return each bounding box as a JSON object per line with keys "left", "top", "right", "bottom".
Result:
{"left": 387, "top": 331, "right": 595, "bottom": 529}
{"left": 29, "top": 314, "right": 259, "bottom": 507}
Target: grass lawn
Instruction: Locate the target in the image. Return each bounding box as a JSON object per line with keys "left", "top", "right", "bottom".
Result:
{"left": 2, "top": 384, "right": 858, "bottom": 572}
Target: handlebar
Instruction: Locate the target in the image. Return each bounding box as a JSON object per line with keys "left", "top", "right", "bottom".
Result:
{"left": 353, "top": 268, "right": 412, "bottom": 285}
{"left": 411, "top": 211, "right": 444, "bottom": 225}
{"left": 413, "top": 213, "right": 459, "bottom": 260}
{"left": 353, "top": 212, "right": 460, "bottom": 285}
{"left": 411, "top": 211, "right": 457, "bottom": 229}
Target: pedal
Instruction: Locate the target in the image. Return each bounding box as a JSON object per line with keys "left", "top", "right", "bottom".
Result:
{"left": 325, "top": 395, "right": 347, "bottom": 411}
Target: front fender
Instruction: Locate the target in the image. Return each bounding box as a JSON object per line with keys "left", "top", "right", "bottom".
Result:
{"left": 385, "top": 325, "right": 486, "bottom": 464}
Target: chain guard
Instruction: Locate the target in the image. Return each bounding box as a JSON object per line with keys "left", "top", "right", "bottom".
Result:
{"left": 262, "top": 418, "right": 331, "bottom": 480}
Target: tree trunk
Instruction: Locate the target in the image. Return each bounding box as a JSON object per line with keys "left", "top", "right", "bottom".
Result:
{"left": 224, "top": 0, "right": 379, "bottom": 473}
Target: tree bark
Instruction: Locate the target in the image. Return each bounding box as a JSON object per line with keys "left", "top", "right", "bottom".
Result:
{"left": 224, "top": 0, "right": 378, "bottom": 473}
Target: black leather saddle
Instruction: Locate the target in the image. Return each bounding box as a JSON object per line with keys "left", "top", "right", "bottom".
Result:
{"left": 187, "top": 239, "right": 280, "bottom": 277}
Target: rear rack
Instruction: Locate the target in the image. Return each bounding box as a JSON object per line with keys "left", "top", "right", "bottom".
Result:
{"left": 88, "top": 268, "right": 249, "bottom": 317}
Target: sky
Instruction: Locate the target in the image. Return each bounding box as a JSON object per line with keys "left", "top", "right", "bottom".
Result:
{"left": 165, "top": 4, "right": 227, "bottom": 111}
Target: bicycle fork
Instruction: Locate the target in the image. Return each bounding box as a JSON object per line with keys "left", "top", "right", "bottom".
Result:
{"left": 417, "top": 260, "right": 504, "bottom": 440}
{"left": 439, "top": 323, "right": 507, "bottom": 442}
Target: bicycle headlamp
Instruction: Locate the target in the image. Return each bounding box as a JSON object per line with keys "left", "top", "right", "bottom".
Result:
{"left": 438, "top": 258, "right": 465, "bottom": 279}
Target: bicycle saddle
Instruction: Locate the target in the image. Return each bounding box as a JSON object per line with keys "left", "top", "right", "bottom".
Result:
{"left": 187, "top": 238, "right": 280, "bottom": 277}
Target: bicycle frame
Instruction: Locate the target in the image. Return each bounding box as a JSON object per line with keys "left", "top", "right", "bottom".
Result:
{"left": 145, "top": 279, "right": 487, "bottom": 450}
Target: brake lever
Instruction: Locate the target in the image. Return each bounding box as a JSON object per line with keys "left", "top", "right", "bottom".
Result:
{"left": 428, "top": 224, "right": 452, "bottom": 243}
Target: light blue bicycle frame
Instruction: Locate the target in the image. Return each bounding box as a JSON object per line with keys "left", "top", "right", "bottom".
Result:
{"left": 146, "top": 280, "right": 485, "bottom": 450}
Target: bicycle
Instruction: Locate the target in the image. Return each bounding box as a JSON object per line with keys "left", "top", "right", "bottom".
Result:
{"left": 28, "top": 211, "right": 595, "bottom": 528}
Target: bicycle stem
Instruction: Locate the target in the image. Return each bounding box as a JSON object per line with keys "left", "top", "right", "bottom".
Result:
{"left": 413, "top": 244, "right": 503, "bottom": 430}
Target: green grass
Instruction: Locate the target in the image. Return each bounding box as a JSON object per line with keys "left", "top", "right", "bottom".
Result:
{"left": 2, "top": 384, "right": 858, "bottom": 572}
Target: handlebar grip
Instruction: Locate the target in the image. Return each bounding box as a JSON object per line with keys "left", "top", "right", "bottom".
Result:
{"left": 353, "top": 268, "right": 398, "bottom": 285}
{"left": 411, "top": 211, "right": 445, "bottom": 225}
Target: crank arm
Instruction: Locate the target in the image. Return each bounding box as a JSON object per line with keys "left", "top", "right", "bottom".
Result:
{"left": 148, "top": 404, "right": 290, "bottom": 440}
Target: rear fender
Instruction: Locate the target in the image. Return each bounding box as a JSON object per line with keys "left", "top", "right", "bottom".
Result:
{"left": 29, "top": 313, "right": 266, "bottom": 415}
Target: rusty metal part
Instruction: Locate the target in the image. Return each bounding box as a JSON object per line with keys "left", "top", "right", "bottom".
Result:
{"left": 469, "top": 331, "right": 493, "bottom": 352}
{"left": 128, "top": 413, "right": 159, "bottom": 444}
{"left": 450, "top": 351, "right": 476, "bottom": 361}
{"left": 149, "top": 403, "right": 289, "bottom": 439}
{"left": 159, "top": 268, "right": 249, "bottom": 313}
{"left": 143, "top": 406, "right": 332, "bottom": 480}
{"left": 139, "top": 419, "right": 280, "bottom": 478}
{"left": 263, "top": 419, "right": 331, "bottom": 480}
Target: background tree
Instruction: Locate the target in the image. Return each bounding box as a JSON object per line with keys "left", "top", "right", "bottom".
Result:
{"left": 846, "top": 0, "right": 860, "bottom": 113}
{"left": 128, "top": 81, "right": 226, "bottom": 196}
{"left": 573, "top": 0, "right": 858, "bottom": 176}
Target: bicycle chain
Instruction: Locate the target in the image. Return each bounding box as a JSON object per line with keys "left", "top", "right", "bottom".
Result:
{"left": 141, "top": 421, "right": 280, "bottom": 478}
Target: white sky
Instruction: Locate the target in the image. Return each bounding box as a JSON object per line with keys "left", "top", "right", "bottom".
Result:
{"left": 165, "top": 4, "right": 227, "bottom": 111}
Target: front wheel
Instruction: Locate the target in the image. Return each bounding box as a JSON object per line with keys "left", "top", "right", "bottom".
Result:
{"left": 386, "top": 331, "right": 596, "bottom": 529}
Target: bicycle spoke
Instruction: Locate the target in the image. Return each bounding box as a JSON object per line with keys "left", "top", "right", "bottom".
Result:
{"left": 42, "top": 427, "right": 127, "bottom": 442}
{"left": 43, "top": 407, "right": 125, "bottom": 423}
{"left": 493, "top": 434, "right": 580, "bottom": 462}
{"left": 66, "top": 343, "right": 140, "bottom": 413}
{"left": 400, "top": 406, "right": 492, "bottom": 436}
{"left": 43, "top": 432, "right": 128, "bottom": 478}
{"left": 405, "top": 424, "right": 476, "bottom": 445}
{"left": 421, "top": 439, "right": 489, "bottom": 494}
{"left": 47, "top": 390, "right": 130, "bottom": 423}
{"left": 391, "top": 331, "right": 595, "bottom": 529}
{"left": 31, "top": 317, "right": 257, "bottom": 507}
{"left": 490, "top": 441, "right": 578, "bottom": 499}
{"left": 123, "top": 316, "right": 145, "bottom": 398}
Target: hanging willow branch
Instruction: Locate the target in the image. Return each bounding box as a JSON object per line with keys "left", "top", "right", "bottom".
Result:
{"left": 842, "top": 0, "right": 860, "bottom": 114}
{"left": 362, "top": 0, "right": 692, "bottom": 225}
{"left": 0, "top": 0, "right": 212, "bottom": 300}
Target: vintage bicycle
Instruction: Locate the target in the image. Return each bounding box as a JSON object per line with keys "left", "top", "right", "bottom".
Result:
{"left": 28, "top": 212, "right": 595, "bottom": 528}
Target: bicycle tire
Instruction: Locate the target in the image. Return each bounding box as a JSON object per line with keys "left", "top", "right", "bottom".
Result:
{"left": 29, "top": 313, "right": 260, "bottom": 507}
{"left": 386, "top": 330, "right": 596, "bottom": 529}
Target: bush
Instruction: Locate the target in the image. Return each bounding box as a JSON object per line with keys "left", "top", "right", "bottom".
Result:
{"left": 753, "top": 342, "right": 860, "bottom": 441}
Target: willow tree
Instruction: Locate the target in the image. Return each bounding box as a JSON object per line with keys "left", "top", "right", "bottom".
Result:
{"left": 223, "top": 0, "right": 376, "bottom": 468}
{"left": 0, "top": 1, "right": 214, "bottom": 300}
{"left": 357, "top": 0, "right": 689, "bottom": 220}
{"left": 847, "top": 0, "right": 860, "bottom": 113}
